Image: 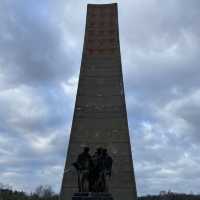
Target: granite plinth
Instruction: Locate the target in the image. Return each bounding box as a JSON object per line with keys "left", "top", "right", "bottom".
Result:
{"left": 72, "top": 193, "right": 113, "bottom": 200}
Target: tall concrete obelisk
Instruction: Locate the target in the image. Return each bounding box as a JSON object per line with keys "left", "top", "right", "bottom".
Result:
{"left": 60, "top": 3, "right": 137, "bottom": 200}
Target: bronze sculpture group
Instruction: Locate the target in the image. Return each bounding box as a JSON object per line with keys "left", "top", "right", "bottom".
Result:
{"left": 72, "top": 147, "right": 113, "bottom": 193}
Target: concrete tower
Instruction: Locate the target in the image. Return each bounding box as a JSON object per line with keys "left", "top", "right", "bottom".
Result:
{"left": 60, "top": 3, "right": 137, "bottom": 200}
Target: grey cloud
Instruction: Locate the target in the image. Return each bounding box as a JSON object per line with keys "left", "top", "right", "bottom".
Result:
{"left": 0, "top": 0, "right": 200, "bottom": 196}
{"left": 0, "top": 0, "right": 78, "bottom": 88}
{"left": 120, "top": 0, "right": 200, "bottom": 103}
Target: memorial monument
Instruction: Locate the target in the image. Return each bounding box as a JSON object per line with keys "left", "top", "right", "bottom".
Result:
{"left": 60, "top": 3, "right": 137, "bottom": 200}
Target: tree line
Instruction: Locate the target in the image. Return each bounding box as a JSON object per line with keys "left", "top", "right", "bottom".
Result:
{"left": 0, "top": 184, "right": 200, "bottom": 200}
{"left": 0, "top": 184, "right": 58, "bottom": 200}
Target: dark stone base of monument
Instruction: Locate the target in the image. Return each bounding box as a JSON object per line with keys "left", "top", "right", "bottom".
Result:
{"left": 72, "top": 193, "right": 114, "bottom": 200}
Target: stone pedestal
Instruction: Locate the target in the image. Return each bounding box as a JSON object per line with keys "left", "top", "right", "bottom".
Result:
{"left": 72, "top": 193, "right": 114, "bottom": 200}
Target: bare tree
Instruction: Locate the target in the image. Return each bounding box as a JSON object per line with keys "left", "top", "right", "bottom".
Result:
{"left": 35, "top": 185, "right": 54, "bottom": 198}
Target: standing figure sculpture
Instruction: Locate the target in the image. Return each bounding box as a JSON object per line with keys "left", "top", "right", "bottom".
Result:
{"left": 72, "top": 147, "right": 93, "bottom": 192}
{"left": 92, "top": 148, "right": 104, "bottom": 192}
{"left": 102, "top": 148, "right": 113, "bottom": 192}
{"left": 73, "top": 147, "right": 113, "bottom": 193}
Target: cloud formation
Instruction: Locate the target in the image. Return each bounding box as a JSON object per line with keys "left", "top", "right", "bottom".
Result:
{"left": 0, "top": 0, "right": 200, "bottom": 196}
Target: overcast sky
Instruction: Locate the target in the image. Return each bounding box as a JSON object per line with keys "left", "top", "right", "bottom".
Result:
{"left": 0, "top": 0, "right": 200, "bottom": 196}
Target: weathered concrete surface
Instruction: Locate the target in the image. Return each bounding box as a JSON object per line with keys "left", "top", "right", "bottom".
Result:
{"left": 60, "top": 3, "right": 137, "bottom": 200}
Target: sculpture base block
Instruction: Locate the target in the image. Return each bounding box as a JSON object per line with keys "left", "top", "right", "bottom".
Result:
{"left": 72, "top": 193, "right": 114, "bottom": 200}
